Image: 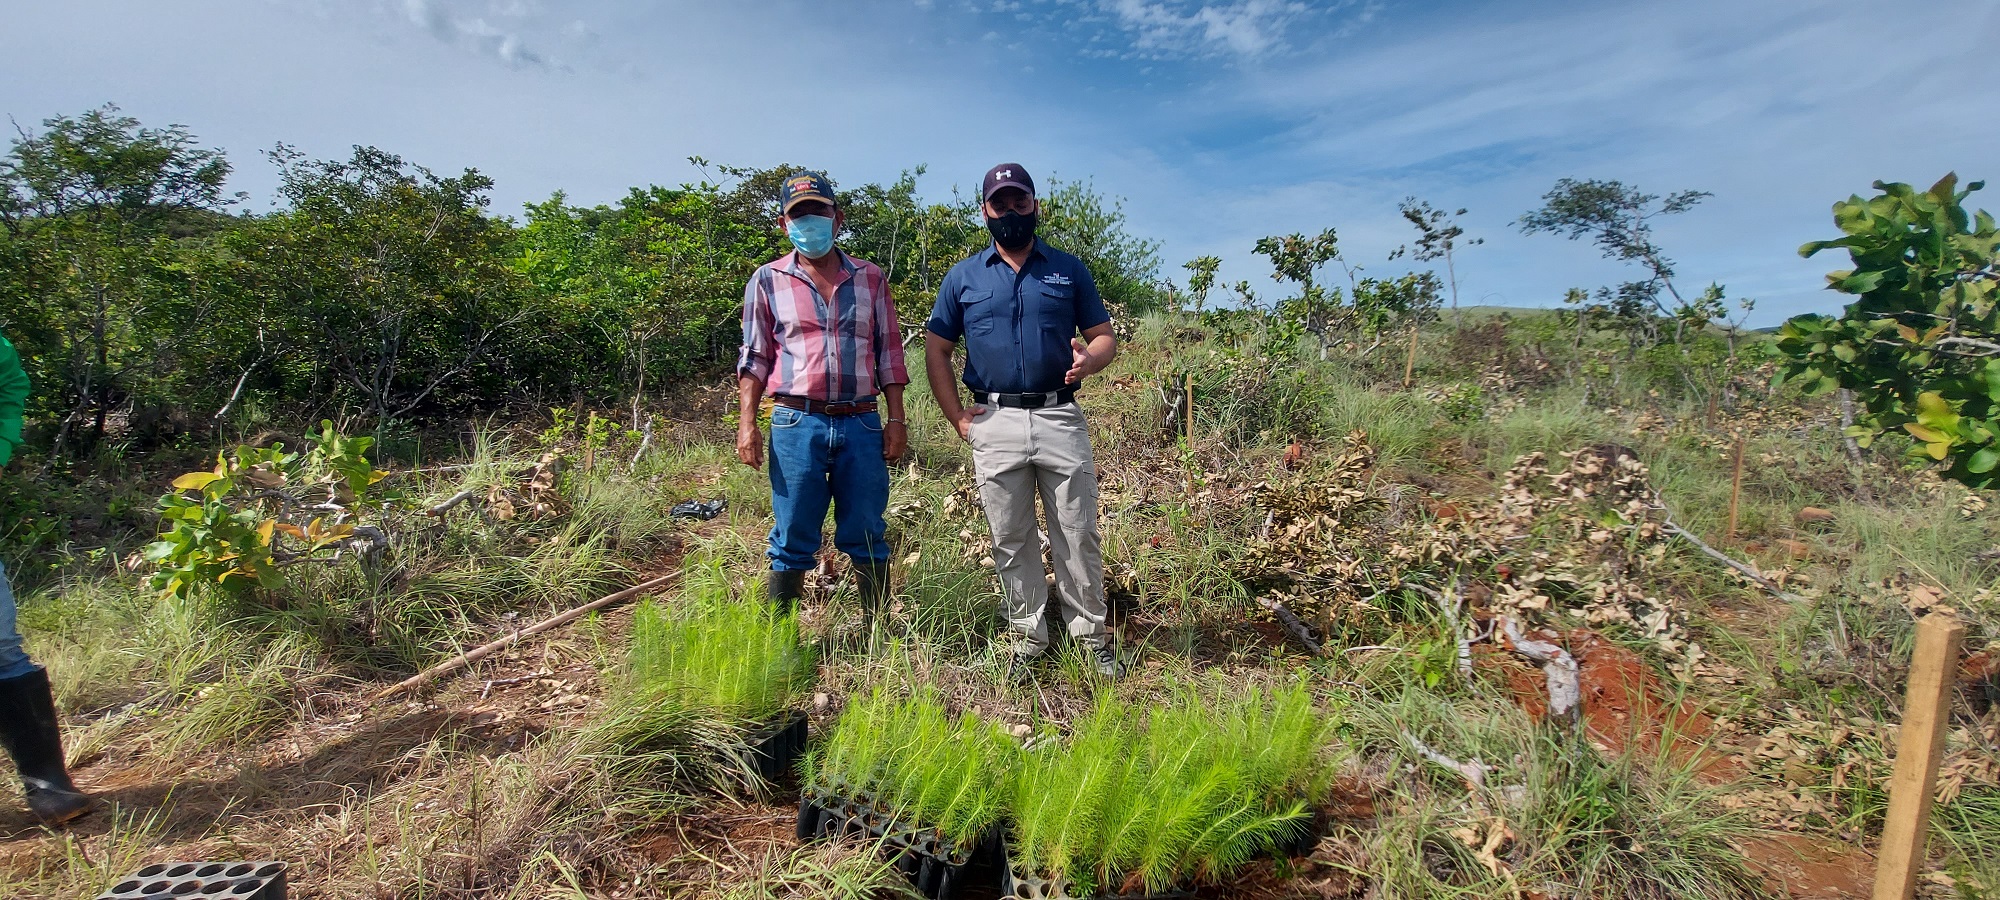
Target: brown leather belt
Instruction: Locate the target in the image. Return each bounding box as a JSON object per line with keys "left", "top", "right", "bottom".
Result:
{"left": 771, "top": 394, "right": 878, "bottom": 416}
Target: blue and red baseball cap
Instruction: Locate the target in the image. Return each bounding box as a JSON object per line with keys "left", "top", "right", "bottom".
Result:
{"left": 780, "top": 172, "right": 837, "bottom": 215}
{"left": 981, "top": 163, "right": 1035, "bottom": 202}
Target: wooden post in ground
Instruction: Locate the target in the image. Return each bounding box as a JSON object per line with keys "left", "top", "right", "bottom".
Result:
{"left": 1871, "top": 613, "right": 1966, "bottom": 900}
{"left": 1182, "top": 373, "right": 1195, "bottom": 437}
{"left": 1725, "top": 433, "right": 1746, "bottom": 541}
{"left": 1402, "top": 327, "right": 1420, "bottom": 389}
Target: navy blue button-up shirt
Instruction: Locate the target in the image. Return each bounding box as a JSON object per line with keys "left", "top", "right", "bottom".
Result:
{"left": 924, "top": 241, "right": 1111, "bottom": 395}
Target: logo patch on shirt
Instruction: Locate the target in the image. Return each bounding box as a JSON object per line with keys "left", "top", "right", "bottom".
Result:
{"left": 1043, "top": 274, "right": 1072, "bottom": 286}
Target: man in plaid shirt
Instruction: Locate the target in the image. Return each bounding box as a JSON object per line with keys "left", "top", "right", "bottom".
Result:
{"left": 736, "top": 172, "right": 910, "bottom": 638}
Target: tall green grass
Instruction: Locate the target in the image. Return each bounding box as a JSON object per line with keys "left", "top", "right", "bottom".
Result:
{"left": 1352, "top": 685, "right": 1762, "bottom": 900}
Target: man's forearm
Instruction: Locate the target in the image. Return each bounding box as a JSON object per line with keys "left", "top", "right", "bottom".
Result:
{"left": 1088, "top": 334, "right": 1117, "bottom": 376}
{"left": 924, "top": 338, "right": 964, "bottom": 420}
{"left": 882, "top": 383, "right": 906, "bottom": 422}
{"left": 737, "top": 374, "right": 765, "bottom": 426}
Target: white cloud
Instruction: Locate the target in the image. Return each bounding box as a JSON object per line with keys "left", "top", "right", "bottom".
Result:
{"left": 1103, "top": 0, "right": 1311, "bottom": 59}
{"left": 387, "top": 0, "right": 561, "bottom": 69}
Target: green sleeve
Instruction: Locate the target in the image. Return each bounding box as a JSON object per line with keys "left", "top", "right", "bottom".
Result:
{"left": 0, "top": 332, "right": 28, "bottom": 468}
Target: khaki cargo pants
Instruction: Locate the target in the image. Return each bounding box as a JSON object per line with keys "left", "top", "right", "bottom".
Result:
{"left": 966, "top": 402, "right": 1108, "bottom": 654}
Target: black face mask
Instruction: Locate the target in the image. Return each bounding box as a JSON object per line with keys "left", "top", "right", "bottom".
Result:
{"left": 987, "top": 211, "right": 1038, "bottom": 251}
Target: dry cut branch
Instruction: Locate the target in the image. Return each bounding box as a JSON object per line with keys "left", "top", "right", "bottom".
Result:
{"left": 426, "top": 488, "right": 481, "bottom": 517}
{"left": 1499, "top": 616, "right": 1580, "bottom": 725}
{"left": 371, "top": 571, "right": 678, "bottom": 704}
{"left": 1403, "top": 731, "right": 1491, "bottom": 789}
{"left": 1659, "top": 520, "right": 1805, "bottom": 602}
{"left": 1254, "top": 594, "right": 1323, "bottom": 657}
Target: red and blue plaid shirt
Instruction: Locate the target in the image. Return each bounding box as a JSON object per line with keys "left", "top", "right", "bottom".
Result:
{"left": 737, "top": 250, "right": 910, "bottom": 402}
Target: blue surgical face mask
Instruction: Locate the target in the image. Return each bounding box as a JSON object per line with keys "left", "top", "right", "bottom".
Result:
{"left": 786, "top": 214, "right": 836, "bottom": 259}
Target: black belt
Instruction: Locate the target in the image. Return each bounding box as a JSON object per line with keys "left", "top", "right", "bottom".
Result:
{"left": 973, "top": 388, "right": 1076, "bottom": 409}
{"left": 772, "top": 394, "right": 878, "bottom": 416}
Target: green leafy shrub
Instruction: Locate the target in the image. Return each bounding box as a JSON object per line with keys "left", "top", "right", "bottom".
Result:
{"left": 143, "top": 421, "right": 390, "bottom": 600}
{"left": 625, "top": 556, "right": 815, "bottom": 722}
{"left": 1777, "top": 173, "right": 1999, "bottom": 487}
{"left": 1008, "top": 678, "right": 1338, "bottom": 895}
{"left": 806, "top": 689, "right": 1017, "bottom": 850}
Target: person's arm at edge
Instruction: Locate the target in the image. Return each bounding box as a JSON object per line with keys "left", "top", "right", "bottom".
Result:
{"left": 737, "top": 374, "right": 766, "bottom": 469}
{"left": 1065, "top": 322, "right": 1117, "bottom": 385}
{"left": 0, "top": 334, "right": 28, "bottom": 469}
{"left": 1063, "top": 263, "right": 1118, "bottom": 385}
{"left": 873, "top": 272, "right": 911, "bottom": 462}
{"left": 924, "top": 334, "right": 984, "bottom": 442}
{"left": 736, "top": 271, "right": 775, "bottom": 469}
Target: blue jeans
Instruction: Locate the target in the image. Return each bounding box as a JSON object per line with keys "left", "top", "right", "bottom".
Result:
{"left": 0, "top": 561, "right": 40, "bottom": 681}
{"left": 767, "top": 406, "right": 891, "bottom": 571}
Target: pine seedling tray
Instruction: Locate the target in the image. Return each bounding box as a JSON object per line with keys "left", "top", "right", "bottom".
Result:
{"left": 797, "top": 787, "right": 1002, "bottom": 900}
{"left": 999, "top": 847, "right": 1191, "bottom": 900}
{"left": 745, "top": 709, "right": 809, "bottom": 785}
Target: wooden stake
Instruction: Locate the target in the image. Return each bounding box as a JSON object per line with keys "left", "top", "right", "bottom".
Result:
{"left": 1871, "top": 613, "right": 1966, "bottom": 900}
{"left": 370, "top": 571, "right": 679, "bottom": 704}
{"left": 1725, "top": 433, "right": 1746, "bottom": 541}
{"left": 1402, "top": 327, "right": 1420, "bottom": 389}
{"left": 1182, "top": 373, "right": 1195, "bottom": 437}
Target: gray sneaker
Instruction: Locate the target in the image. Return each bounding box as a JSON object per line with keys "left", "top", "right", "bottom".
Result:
{"left": 1089, "top": 643, "right": 1127, "bottom": 680}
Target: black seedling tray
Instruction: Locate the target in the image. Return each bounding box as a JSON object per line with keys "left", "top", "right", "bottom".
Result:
{"left": 745, "top": 709, "right": 808, "bottom": 785}
{"left": 97, "top": 861, "right": 287, "bottom": 900}
{"left": 797, "top": 788, "right": 1002, "bottom": 900}
{"left": 1000, "top": 857, "right": 1189, "bottom": 900}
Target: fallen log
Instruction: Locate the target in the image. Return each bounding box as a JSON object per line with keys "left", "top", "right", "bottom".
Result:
{"left": 371, "top": 572, "right": 679, "bottom": 704}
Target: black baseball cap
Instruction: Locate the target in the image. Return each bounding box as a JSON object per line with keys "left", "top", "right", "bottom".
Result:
{"left": 780, "top": 172, "right": 837, "bottom": 215}
{"left": 981, "top": 163, "right": 1035, "bottom": 202}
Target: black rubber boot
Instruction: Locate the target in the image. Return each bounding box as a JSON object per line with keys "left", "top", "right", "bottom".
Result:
{"left": 767, "top": 569, "right": 807, "bottom": 615}
{"left": 853, "top": 560, "right": 892, "bottom": 648}
{"left": 0, "top": 668, "right": 92, "bottom": 825}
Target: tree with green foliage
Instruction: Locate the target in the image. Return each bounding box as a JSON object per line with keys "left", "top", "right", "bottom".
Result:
{"left": 1776, "top": 174, "right": 1999, "bottom": 487}
{"left": 1183, "top": 255, "right": 1221, "bottom": 314}
{"left": 515, "top": 171, "right": 778, "bottom": 419}
{"left": 1036, "top": 179, "right": 1166, "bottom": 316}
{"left": 1395, "top": 198, "right": 1481, "bottom": 319}
{"left": 1518, "top": 178, "right": 1718, "bottom": 349}
{"left": 1253, "top": 229, "right": 1342, "bottom": 333}
{"left": 226, "top": 146, "right": 528, "bottom": 430}
{"left": 0, "top": 104, "right": 238, "bottom": 458}
{"left": 838, "top": 166, "right": 985, "bottom": 319}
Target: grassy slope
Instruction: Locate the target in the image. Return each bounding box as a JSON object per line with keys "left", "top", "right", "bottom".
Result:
{"left": 0, "top": 310, "right": 1994, "bottom": 899}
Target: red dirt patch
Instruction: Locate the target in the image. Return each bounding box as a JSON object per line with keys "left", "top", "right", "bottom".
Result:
{"left": 1738, "top": 833, "right": 1876, "bottom": 900}
{"left": 1481, "top": 627, "right": 1742, "bottom": 780}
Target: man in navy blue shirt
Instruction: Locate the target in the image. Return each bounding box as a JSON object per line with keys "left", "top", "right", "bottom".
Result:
{"left": 924, "top": 162, "right": 1124, "bottom": 681}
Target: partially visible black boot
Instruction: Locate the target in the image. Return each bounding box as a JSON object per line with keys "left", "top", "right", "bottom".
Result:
{"left": 767, "top": 569, "right": 807, "bottom": 615}
{"left": 0, "top": 668, "right": 92, "bottom": 825}
{"left": 853, "top": 560, "right": 892, "bottom": 649}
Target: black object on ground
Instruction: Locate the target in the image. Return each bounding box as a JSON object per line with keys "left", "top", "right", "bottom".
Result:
{"left": 746, "top": 709, "right": 808, "bottom": 785}
{"left": 669, "top": 498, "right": 727, "bottom": 521}
{"left": 96, "top": 861, "right": 287, "bottom": 900}
{"left": 998, "top": 848, "right": 1191, "bottom": 900}
{"left": 796, "top": 788, "right": 1003, "bottom": 900}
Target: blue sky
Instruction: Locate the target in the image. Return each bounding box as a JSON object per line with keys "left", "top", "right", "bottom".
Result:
{"left": 4, "top": 0, "right": 1996, "bottom": 325}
